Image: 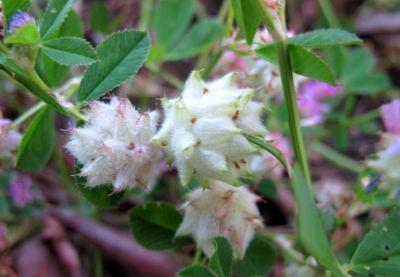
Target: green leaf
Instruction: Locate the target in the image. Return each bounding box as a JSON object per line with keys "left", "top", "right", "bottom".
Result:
{"left": 209, "top": 237, "right": 233, "bottom": 277}
{"left": 165, "top": 19, "right": 224, "bottom": 61}
{"left": 231, "top": 0, "right": 260, "bottom": 45}
{"left": 75, "top": 165, "right": 125, "bottom": 208}
{"left": 178, "top": 265, "right": 216, "bottom": 277}
{"left": 40, "top": 0, "right": 74, "bottom": 39}
{"left": 0, "top": 53, "right": 68, "bottom": 114}
{"left": 289, "top": 29, "right": 362, "bottom": 49}
{"left": 292, "top": 165, "right": 341, "bottom": 274}
{"left": 341, "top": 49, "right": 391, "bottom": 95}
{"left": 129, "top": 203, "right": 192, "bottom": 250}
{"left": 154, "top": 0, "right": 195, "bottom": 49}
{"left": 233, "top": 237, "right": 276, "bottom": 277}
{"left": 41, "top": 37, "right": 97, "bottom": 66}
{"left": 2, "top": 0, "right": 30, "bottom": 23}
{"left": 345, "top": 72, "right": 390, "bottom": 95}
{"left": 40, "top": 10, "right": 84, "bottom": 88}
{"left": 350, "top": 210, "right": 400, "bottom": 276}
{"left": 246, "top": 134, "right": 291, "bottom": 176}
{"left": 89, "top": 2, "right": 122, "bottom": 34}
{"left": 16, "top": 107, "right": 55, "bottom": 171}
{"left": 77, "top": 30, "right": 150, "bottom": 103}
{"left": 256, "top": 44, "right": 335, "bottom": 85}
{"left": 4, "top": 23, "right": 40, "bottom": 46}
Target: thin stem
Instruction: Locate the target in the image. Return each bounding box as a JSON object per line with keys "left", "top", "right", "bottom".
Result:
{"left": 146, "top": 63, "right": 184, "bottom": 89}
{"left": 192, "top": 249, "right": 202, "bottom": 265}
{"left": 311, "top": 141, "right": 363, "bottom": 174}
{"left": 11, "top": 101, "right": 47, "bottom": 129}
{"left": 341, "top": 109, "right": 380, "bottom": 127}
{"left": 138, "top": 0, "right": 154, "bottom": 31}
{"left": 318, "top": 0, "right": 340, "bottom": 28}
{"left": 275, "top": 40, "right": 312, "bottom": 187}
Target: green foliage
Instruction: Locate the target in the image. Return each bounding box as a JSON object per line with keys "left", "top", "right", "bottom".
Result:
{"left": 232, "top": 237, "right": 276, "bottom": 276}
{"left": 77, "top": 30, "right": 150, "bottom": 103}
{"left": 328, "top": 48, "right": 390, "bottom": 95}
{"left": 178, "top": 265, "right": 216, "bottom": 277}
{"left": 0, "top": 53, "right": 67, "bottom": 114}
{"left": 257, "top": 44, "right": 335, "bottom": 85}
{"left": 2, "top": 0, "right": 30, "bottom": 24}
{"left": 350, "top": 210, "right": 400, "bottom": 276}
{"left": 152, "top": 0, "right": 223, "bottom": 62}
{"left": 40, "top": 0, "right": 75, "bottom": 39}
{"left": 4, "top": 23, "right": 40, "bottom": 46}
{"left": 289, "top": 29, "right": 362, "bottom": 49}
{"left": 209, "top": 238, "right": 233, "bottom": 277}
{"left": 231, "top": 0, "right": 260, "bottom": 45}
{"left": 41, "top": 37, "right": 97, "bottom": 66}
{"left": 16, "top": 107, "right": 55, "bottom": 171}
{"left": 89, "top": 2, "right": 123, "bottom": 34}
{"left": 75, "top": 165, "right": 125, "bottom": 208}
{"left": 292, "top": 165, "right": 341, "bottom": 274}
{"left": 154, "top": 0, "right": 196, "bottom": 50}
{"left": 165, "top": 19, "right": 224, "bottom": 61}
{"left": 129, "top": 203, "right": 192, "bottom": 250}
{"left": 40, "top": 10, "right": 84, "bottom": 88}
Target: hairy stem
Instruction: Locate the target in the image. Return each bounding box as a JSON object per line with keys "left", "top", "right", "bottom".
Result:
{"left": 275, "top": 40, "right": 312, "bottom": 187}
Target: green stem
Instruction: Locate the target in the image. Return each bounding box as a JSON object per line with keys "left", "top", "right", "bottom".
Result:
{"left": 192, "top": 249, "right": 202, "bottom": 265}
{"left": 138, "top": 0, "right": 154, "bottom": 30}
{"left": 275, "top": 40, "right": 312, "bottom": 187}
{"left": 146, "top": 63, "right": 184, "bottom": 89}
{"left": 311, "top": 141, "right": 363, "bottom": 174}
{"left": 11, "top": 101, "right": 47, "bottom": 129}
{"left": 318, "top": 0, "right": 340, "bottom": 28}
{"left": 341, "top": 109, "right": 380, "bottom": 127}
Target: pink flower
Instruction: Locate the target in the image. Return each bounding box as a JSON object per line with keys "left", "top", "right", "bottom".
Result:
{"left": 9, "top": 174, "right": 34, "bottom": 208}
{"left": 297, "top": 80, "right": 342, "bottom": 125}
{"left": 380, "top": 99, "right": 400, "bottom": 134}
{"left": 219, "top": 51, "right": 248, "bottom": 73}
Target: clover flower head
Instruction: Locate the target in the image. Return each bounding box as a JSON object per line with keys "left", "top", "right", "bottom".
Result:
{"left": 8, "top": 10, "right": 34, "bottom": 33}
{"left": 152, "top": 71, "right": 268, "bottom": 185}
{"left": 176, "top": 181, "right": 263, "bottom": 259}
{"left": 380, "top": 99, "right": 400, "bottom": 135}
{"left": 66, "top": 97, "right": 162, "bottom": 191}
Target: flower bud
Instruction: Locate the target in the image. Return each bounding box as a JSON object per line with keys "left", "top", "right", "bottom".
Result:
{"left": 380, "top": 99, "right": 400, "bottom": 134}
{"left": 176, "top": 181, "right": 263, "bottom": 259}
{"left": 8, "top": 10, "right": 34, "bottom": 33}
{"left": 152, "top": 71, "right": 267, "bottom": 185}
{"left": 66, "top": 97, "right": 163, "bottom": 191}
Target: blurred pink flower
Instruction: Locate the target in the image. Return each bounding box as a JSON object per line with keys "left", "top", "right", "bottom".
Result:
{"left": 297, "top": 80, "right": 342, "bottom": 126}
{"left": 9, "top": 174, "right": 34, "bottom": 208}
{"left": 0, "top": 224, "right": 7, "bottom": 249}
{"left": 380, "top": 99, "right": 400, "bottom": 134}
{"left": 219, "top": 51, "right": 248, "bottom": 73}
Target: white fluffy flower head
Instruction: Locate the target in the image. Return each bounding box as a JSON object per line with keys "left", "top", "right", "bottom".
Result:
{"left": 66, "top": 97, "right": 162, "bottom": 191}
{"left": 176, "top": 181, "right": 263, "bottom": 259}
{"left": 152, "top": 71, "right": 267, "bottom": 185}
